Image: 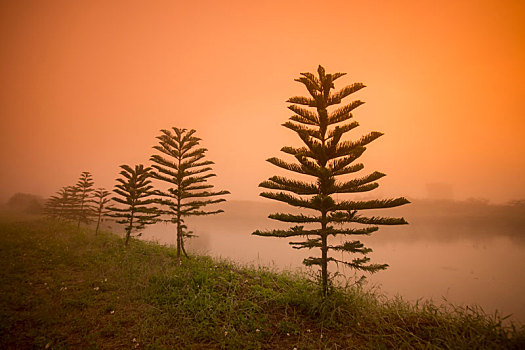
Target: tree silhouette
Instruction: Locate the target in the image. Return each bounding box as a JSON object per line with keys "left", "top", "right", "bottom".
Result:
{"left": 75, "top": 171, "right": 94, "bottom": 228}
{"left": 108, "top": 165, "right": 159, "bottom": 245}
{"left": 7, "top": 193, "right": 43, "bottom": 214}
{"left": 253, "top": 65, "right": 409, "bottom": 295}
{"left": 45, "top": 186, "right": 80, "bottom": 221}
{"left": 93, "top": 188, "right": 111, "bottom": 235}
{"left": 150, "top": 127, "right": 230, "bottom": 260}
{"left": 45, "top": 187, "right": 67, "bottom": 219}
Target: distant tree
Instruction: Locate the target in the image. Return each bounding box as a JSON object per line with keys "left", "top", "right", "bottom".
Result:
{"left": 93, "top": 188, "right": 111, "bottom": 235}
{"left": 108, "top": 164, "right": 159, "bottom": 245}
{"left": 45, "top": 186, "right": 80, "bottom": 221}
{"left": 253, "top": 65, "right": 409, "bottom": 295}
{"left": 44, "top": 188, "right": 67, "bottom": 219}
{"left": 7, "top": 193, "right": 44, "bottom": 214}
{"left": 150, "top": 127, "right": 230, "bottom": 260}
{"left": 75, "top": 171, "right": 94, "bottom": 228}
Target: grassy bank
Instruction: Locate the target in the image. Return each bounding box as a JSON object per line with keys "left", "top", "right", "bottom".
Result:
{"left": 0, "top": 215, "right": 523, "bottom": 349}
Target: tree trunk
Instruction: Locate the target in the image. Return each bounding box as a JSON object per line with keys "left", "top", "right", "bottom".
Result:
{"left": 176, "top": 214, "right": 181, "bottom": 261}
{"left": 125, "top": 212, "right": 134, "bottom": 246}
{"left": 181, "top": 241, "right": 189, "bottom": 258}
{"left": 176, "top": 154, "right": 182, "bottom": 263}
{"left": 77, "top": 197, "right": 84, "bottom": 228}
{"left": 125, "top": 228, "right": 131, "bottom": 245}
{"left": 321, "top": 212, "right": 328, "bottom": 296}
{"left": 95, "top": 211, "right": 101, "bottom": 235}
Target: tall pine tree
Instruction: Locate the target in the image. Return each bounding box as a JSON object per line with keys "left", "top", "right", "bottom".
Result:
{"left": 253, "top": 65, "right": 409, "bottom": 295}
{"left": 93, "top": 188, "right": 111, "bottom": 235}
{"left": 75, "top": 171, "right": 94, "bottom": 228}
{"left": 108, "top": 164, "right": 159, "bottom": 245}
{"left": 150, "top": 127, "right": 230, "bottom": 259}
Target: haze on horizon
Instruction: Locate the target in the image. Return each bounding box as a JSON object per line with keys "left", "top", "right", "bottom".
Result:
{"left": 1, "top": 0, "right": 524, "bottom": 204}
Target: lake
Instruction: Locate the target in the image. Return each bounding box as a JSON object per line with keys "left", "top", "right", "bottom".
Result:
{"left": 137, "top": 200, "right": 525, "bottom": 323}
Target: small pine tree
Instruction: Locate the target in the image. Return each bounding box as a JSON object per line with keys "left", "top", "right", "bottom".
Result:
{"left": 150, "top": 127, "right": 230, "bottom": 259}
{"left": 45, "top": 186, "right": 82, "bottom": 221}
{"left": 253, "top": 65, "right": 409, "bottom": 295}
{"left": 45, "top": 187, "right": 69, "bottom": 219}
{"left": 75, "top": 171, "right": 94, "bottom": 228}
{"left": 108, "top": 164, "right": 160, "bottom": 245}
{"left": 93, "top": 188, "right": 111, "bottom": 234}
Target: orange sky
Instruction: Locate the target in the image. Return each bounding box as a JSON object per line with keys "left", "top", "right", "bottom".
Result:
{"left": 1, "top": 0, "right": 524, "bottom": 204}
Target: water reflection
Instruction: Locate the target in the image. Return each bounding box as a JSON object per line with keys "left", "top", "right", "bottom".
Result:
{"left": 139, "top": 200, "right": 525, "bottom": 322}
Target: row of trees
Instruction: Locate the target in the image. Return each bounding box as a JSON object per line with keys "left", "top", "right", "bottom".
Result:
{"left": 45, "top": 128, "right": 230, "bottom": 258}
{"left": 45, "top": 65, "right": 409, "bottom": 295}
{"left": 45, "top": 172, "right": 111, "bottom": 234}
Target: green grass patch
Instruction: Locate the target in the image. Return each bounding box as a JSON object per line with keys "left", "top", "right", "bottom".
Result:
{"left": 0, "top": 215, "right": 523, "bottom": 349}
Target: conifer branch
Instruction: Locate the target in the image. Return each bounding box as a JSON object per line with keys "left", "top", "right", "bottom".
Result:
{"left": 259, "top": 176, "right": 318, "bottom": 195}
{"left": 268, "top": 213, "right": 322, "bottom": 223}
{"left": 282, "top": 122, "right": 322, "bottom": 140}
{"left": 287, "top": 96, "right": 316, "bottom": 107}
{"left": 288, "top": 104, "right": 319, "bottom": 124}
{"left": 265, "top": 158, "right": 313, "bottom": 176}
{"left": 289, "top": 115, "right": 318, "bottom": 126}
{"left": 253, "top": 225, "right": 320, "bottom": 238}
{"left": 332, "top": 171, "right": 386, "bottom": 193}
{"left": 333, "top": 197, "right": 410, "bottom": 211}
{"left": 260, "top": 192, "right": 316, "bottom": 209}
{"left": 290, "top": 238, "right": 322, "bottom": 249}
{"left": 328, "top": 100, "right": 365, "bottom": 125}
{"left": 327, "top": 83, "right": 366, "bottom": 106}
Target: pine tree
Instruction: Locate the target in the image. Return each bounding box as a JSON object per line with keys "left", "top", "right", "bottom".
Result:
{"left": 44, "top": 187, "right": 69, "bottom": 219}
{"left": 64, "top": 186, "right": 81, "bottom": 221}
{"left": 253, "top": 65, "right": 409, "bottom": 295}
{"left": 45, "top": 186, "right": 81, "bottom": 221}
{"left": 75, "top": 171, "right": 94, "bottom": 228}
{"left": 108, "top": 164, "right": 159, "bottom": 245}
{"left": 93, "top": 188, "right": 111, "bottom": 234}
{"left": 150, "top": 127, "right": 230, "bottom": 259}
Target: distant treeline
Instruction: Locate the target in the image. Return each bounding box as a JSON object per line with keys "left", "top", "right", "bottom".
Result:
{"left": 4, "top": 193, "right": 45, "bottom": 214}
{"left": 185, "top": 199, "right": 525, "bottom": 244}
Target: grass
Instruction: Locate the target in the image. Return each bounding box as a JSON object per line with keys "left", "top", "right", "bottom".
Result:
{"left": 0, "top": 214, "right": 523, "bottom": 349}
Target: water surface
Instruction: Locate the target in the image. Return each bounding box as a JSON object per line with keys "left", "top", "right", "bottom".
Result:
{"left": 139, "top": 200, "right": 525, "bottom": 323}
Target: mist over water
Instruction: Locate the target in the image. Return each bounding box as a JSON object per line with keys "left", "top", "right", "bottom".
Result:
{"left": 137, "top": 199, "right": 525, "bottom": 323}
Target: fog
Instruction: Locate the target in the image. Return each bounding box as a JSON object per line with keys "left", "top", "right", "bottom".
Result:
{"left": 1, "top": 1, "right": 525, "bottom": 205}
{"left": 131, "top": 199, "right": 525, "bottom": 322}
